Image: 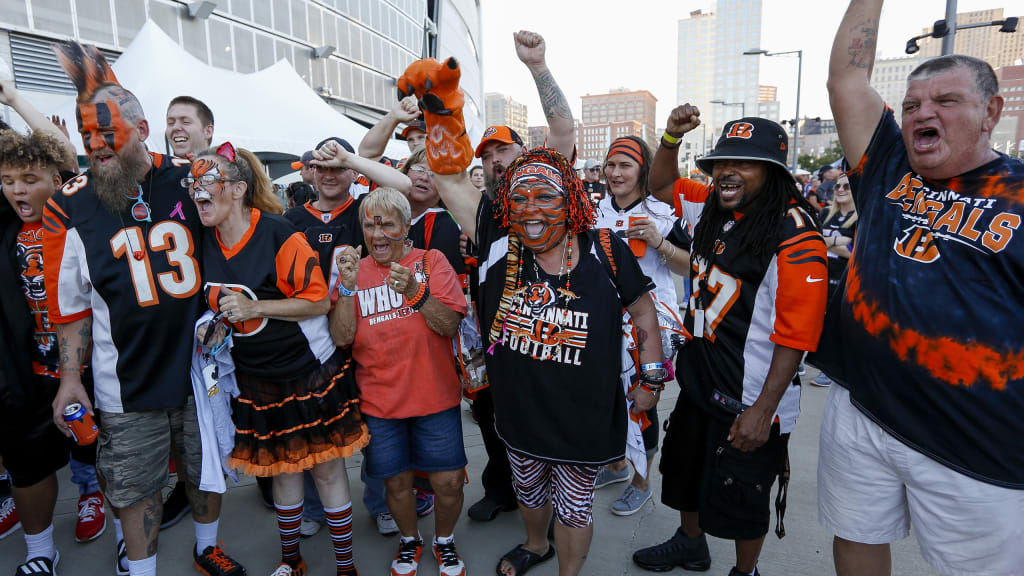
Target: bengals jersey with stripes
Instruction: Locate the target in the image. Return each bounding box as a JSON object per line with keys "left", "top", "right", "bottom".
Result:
{"left": 42, "top": 153, "right": 200, "bottom": 413}
{"left": 673, "top": 178, "right": 828, "bottom": 433}
{"left": 810, "top": 109, "right": 1024, "bottom": 487}
{"left": 201, "top": 209, "right": 334, "bottom": 379}
{"left": 284, "top": 197, "right": 364, "bottom": 296}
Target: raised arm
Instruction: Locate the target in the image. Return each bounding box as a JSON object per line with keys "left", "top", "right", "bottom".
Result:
{"left": 0, "top": 78, "right": 78, "bottom": 172}
{"left": 515, "top": 31, "right": 575, "bottom": 159}
{"left": 828, "top": 0, "right": 886, "bottom": 165}
{"left": 313, "top": 140, "right": 413, "bottom": 193}
{"left": 434, "top": 173, "right": 482, "bottom": 241}
{"left": 652, "top": 104, "right": 701, "bottom": 204}
{"left": 357, "top": 96, "right": 420, "bottom": 161}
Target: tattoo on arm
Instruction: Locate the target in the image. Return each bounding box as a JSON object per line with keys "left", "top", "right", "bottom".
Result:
{"left": 76, "top": 318, "right": 92, "bottom": 366}
{"left": 636, "top": 327, "right": 648, "bottom": 353}
{"left": 185, "top": 482, "right": 210, "bottom": 517}
{"left": 533, "top": 69, "right": 572, "bottom": 121}
{"left": 847, "top": 19, "right": 878, "bottom": 71}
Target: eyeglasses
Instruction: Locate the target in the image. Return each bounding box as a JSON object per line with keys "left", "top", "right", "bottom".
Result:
{"left": 126, "top": 184, "right": 151, "bottom": 222}
{"left": 587, "top": 167, "right": 600, "bottom": 172}
{"left": 408, "top": 165, "right": 433, "bottom": 178}
{"left": 180, "top": 174, "right": 237, "bottom": 189}
{"left": 836, "top": 183, "right": 851, "bottom": 190}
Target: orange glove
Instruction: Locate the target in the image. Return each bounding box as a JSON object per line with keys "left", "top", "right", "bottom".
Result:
{"left": 397, "top": 57, "right": 473, "bottom": 175}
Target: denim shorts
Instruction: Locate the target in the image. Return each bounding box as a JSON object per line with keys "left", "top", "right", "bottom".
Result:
{"left": 363, "top": 406, "right": 467, "bottom": 479}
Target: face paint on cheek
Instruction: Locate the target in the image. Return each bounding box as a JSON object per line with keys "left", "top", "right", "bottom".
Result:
{"left": 77, "top": 101, "right": 131, "bottom": 154}
{"left": 191, "top": 159, "right": 219, "bottom": 178}
{"left": 508, "top": 194, "right": 567, "bottom": 252}
{"left": 364, "top": 215, "right": 404, "bottom": 241}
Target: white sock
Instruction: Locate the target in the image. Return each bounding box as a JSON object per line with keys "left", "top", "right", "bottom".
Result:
{"left": 127, "top": 554, "right": 157, "bottom": 576}
{"left": 400, "top": 531, "right": 422, "bottom": 544}
{"left": 24, "top": 524, "right": 56, "bottom": 562}
{"left": 113, "top": 517, "right": 124, "bottom": 542}
{"left": 194, "top": 519, "right": 219, "bottom": 555}
{"left": 434, "top": 533, "right": 454, "bottom": 545}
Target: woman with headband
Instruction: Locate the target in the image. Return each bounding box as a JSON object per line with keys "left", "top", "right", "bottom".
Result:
{"left": 400, "top": 57, "right": 663, "bottom": 576}
{"left": 592, "top": 136, "right": 691, "bottom": 515}
{"left": 188, "top": 143, "right": 368, "bottom": 576}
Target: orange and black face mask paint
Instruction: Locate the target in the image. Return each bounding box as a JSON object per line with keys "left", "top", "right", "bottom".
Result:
{"left": 76, "top": 100, "right": 131, "bottom": 154}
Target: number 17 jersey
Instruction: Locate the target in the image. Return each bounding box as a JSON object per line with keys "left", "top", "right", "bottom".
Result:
{"left": 42, "top": 153, "right": 201, "bottom": 413}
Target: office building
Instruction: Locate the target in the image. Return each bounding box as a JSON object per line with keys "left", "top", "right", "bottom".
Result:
{"left": 580, "top": 88, "right": 657, "bottom": 157}
{"left": 917, "top": 8, "right": 1024, "bottom": 69}
{"left": 527, "top": 125, "right": 549, "bottom": 149}
{"left": 995, "top": 64, "right": 1024, "bottom": 156}
{"left": 484, "top": 92, "right": 528, "bottom": 139}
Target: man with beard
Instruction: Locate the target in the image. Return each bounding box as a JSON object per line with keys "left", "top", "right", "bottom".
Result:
{"left": 165, "top": 96, "right": 213, "bottom": 159}
{"left": 632, "top": 108, "right": 828, "bottom": 576}
{"left": 459, "top": 30, "right": 578, "bottom": 524}
{"left": 42, "top": 43, "right": 244, "bottom": 576}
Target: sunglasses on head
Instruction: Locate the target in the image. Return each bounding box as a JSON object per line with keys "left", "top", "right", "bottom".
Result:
{"left": 126, "top": 184, "right": 151, "bottom": 222}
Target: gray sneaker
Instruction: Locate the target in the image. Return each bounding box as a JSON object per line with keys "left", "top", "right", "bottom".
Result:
{"left": 300, "top": 517, "right": 322, "bottom": 537}
{"left": 810, "top": 373, "right": 832, "bottom": 387}
{"left": 612, "top": 484, "right": 652, "bottom": 516}
{"left": 375, "top": 512, "right": 399, "bottom": 536}
{"left": 594, "top": 465, "right": 630, "bottom": 489}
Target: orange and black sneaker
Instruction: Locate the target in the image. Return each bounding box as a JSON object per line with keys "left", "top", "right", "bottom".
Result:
{"left": 433, "top": 536, "right": 466, "bottom": 576}
{"left": 194, "top": 542, "right": 246, "bottom": 575}
{"left": 270, "top": 558, "right": 306, "bottom": 576}
{"left": 391, "top": 536, "right": 423, "bottom": 576}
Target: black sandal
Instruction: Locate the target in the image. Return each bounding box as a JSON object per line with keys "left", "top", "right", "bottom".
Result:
{"left": 496, "top": 544, "right": 556, "bottom": 576}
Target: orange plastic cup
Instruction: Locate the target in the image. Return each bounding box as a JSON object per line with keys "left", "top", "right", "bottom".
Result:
{"left": 628, "top": 215, "right": 648, "bottom": 258}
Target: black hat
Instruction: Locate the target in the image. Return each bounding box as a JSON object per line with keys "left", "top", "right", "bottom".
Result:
{"left": 315, "top": 137, "right": 355, "bottom": 154}
{"left": 696, "top": 117, "right": 789, "bottom": 175}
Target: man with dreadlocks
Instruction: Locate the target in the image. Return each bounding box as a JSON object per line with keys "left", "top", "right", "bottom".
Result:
{"left": 632, "top": 106, "right": 828, "bottom": 576}
{"left": 397, "top": 58, "right": 663, "bottom": 576}
{"left": 42, "top": 42, "right": 245, "bottom": 576}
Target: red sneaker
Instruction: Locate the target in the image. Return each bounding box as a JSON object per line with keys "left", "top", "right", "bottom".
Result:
{"left": 0, "top": 497, "right": 20, "bottom": 540}
{"left": 75, "top": 491, "right": 106, "bottom": 542}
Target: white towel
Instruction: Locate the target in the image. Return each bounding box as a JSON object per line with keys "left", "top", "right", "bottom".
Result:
{"left": 190, "top": 311, "right": 240, "bottom": 493}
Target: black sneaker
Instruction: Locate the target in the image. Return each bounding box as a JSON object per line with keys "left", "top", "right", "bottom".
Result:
{"left": 728, "top": 567, "right": 760, "bottom": 576}
{"left": 466, "top": 495, "right": 517, "bottom": 522}
{"left": 632, "top": 528, "right": 711, "bottom": 572}
{"left": 160, "top": 482, "right": 191, "bottom": 530}
{"left": 115, "top": 539, "right": 128, "bottom": 575}
{"left": 16, "top": 552, "right": 59, "bottom": 575}
{"left": 194, "top": 542, "right": 247, "bottom": 575}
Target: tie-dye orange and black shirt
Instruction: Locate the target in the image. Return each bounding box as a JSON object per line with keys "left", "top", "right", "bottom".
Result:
{"left": 810, "top": 107, "right": 1024, "bottom": 488}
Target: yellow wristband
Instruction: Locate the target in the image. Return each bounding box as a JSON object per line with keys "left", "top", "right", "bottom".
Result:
{"left": 662, "top": 132, "right": 681, "bottom": 145}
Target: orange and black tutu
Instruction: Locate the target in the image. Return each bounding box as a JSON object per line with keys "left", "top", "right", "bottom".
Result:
{"left": 227, "top": 349, "right": 369, "bottom": 477}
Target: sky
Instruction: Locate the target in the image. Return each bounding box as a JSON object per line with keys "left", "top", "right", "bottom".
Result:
{"left": 479, "top": 0, "right": 1019, "bottom": 129}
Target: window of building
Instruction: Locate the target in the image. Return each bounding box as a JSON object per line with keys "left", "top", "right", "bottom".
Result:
{"left": 32, "top": 0, "right": 74, "bottom": 36}
{"left": 253, "top": 0, "right": 272, "bottom": 27}
{"left": 233, "top": 26, "right": 255, "bottom": 72}
{"left": 77, "top": 0, "right": 115, "bottom": 45}
{"left": 0, "top": 0, "right": 29, "bottom": 28}
{"left": 293, "top": 45, "right": 311, "bottom": 84}
{"left": 230, "top": 0, "right": 252, "bottom": 21}
{"left": 291, "top": 0, "right": 307, "bottom": 40}
{"left": 308, "top": 6, "right": 323, "bottom": 44}
{"left": 273, "top": 0, "right": 290, "bottom": 36}
{"left": 180, "top": 14, "right": 208, "bottom": 63}
{"left": 115, "top": 0, "right": 147, "bottom": 46}
{"left": 209, "top": 19, "right": 233, "bottom": 69}
{"left": 276, "top": 40, "right": 293, "bottom": 65}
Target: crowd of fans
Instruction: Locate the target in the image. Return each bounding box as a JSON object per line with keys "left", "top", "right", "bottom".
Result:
{"left": 1, "top": 1, "right": 1022, "bottom": 575}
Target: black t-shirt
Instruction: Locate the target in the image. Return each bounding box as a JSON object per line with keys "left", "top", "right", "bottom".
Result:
{"left": 810, "top": 109, "right": 1024, "bottom": 488}
{"left": 407, "top": 208, "right": 466, "bottom": 288}
{"left": 284, "top": 197, "right": 364, "bottom": 294}
{"left": 819, "top": 208, "right": 857, "bottom": 287}
{"left": 583, "top": 180, "right": 607, "bottom": 204}
{"left": 475, "top": 197, "right": 654, "bottom": 464}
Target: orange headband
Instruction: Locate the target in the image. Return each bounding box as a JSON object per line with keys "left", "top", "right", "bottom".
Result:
{"left": 607, "top": 138, "right": 644, "bottom": 166}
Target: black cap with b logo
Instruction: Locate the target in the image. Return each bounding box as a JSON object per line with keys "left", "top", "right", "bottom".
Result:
{"left": 696, "top": 117, "right": 790, "bottom": 175}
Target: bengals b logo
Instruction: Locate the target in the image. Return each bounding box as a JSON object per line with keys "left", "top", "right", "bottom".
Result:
{"left": 726, "top": 123, "right": 754, "bottom": 139}
{"left": 893, "top": 226, "right": 940, "bottom": 263}
{"left": 204, "top": 283, "right": 268, "bottom": 336}
{"left": 523, "top": 282, "right": 555, "bottom": 314}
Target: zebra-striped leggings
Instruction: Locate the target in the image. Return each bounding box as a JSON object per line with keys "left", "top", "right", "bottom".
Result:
{"left": 506, "top": 450, "right": 601, "bottom": 528}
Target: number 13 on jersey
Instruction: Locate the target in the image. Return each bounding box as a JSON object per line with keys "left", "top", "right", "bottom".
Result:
{"left": 688, "top": 256, "right": 741, "bottom": 341}
{"left": 110, "top": 221, "right": 200, "bottom": 306}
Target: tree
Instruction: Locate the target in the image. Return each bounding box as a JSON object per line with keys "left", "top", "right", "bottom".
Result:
{"left": 798, "top": 141, "right": 844, "bottom": 172}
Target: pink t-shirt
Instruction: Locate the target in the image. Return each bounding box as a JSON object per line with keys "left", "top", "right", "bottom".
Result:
{"left": 349, "top": 248, "right": 468, "bottom": 419}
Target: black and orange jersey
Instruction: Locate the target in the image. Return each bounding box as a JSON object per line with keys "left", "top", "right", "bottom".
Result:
{"left": 810, "top": 108, "right": 1024, "bottom": 487}
{"left": 284, "top": 197, "right": 364, "bottom": 294}
{"left": 676, "top": 182, "right": 828, "bottom": 433}
{"left": 42, "top": 153, "right": 200, "bottom": 413}
{"left": 202, "top": 209, "right": 334, "bottom": 379}
{"left": 408, "top": 208, "right": 467, "bottom": 289}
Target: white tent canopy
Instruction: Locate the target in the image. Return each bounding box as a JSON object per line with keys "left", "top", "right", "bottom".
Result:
{"left": 51, "top": 20, "right": 409, "bottom": 160}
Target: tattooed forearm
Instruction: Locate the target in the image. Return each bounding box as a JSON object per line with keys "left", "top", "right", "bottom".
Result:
{"left": 76, "top": 317, "right": 92, "bottom": 365}
{"left": 532, "top": 69, "right": 572, "bottom": 121}
{"left": 847, "top": 19, "right": 878, "bottom": 71}
{"left": 141, "top": 494, "right": 161, "bottom": 556}
{"left": 636, "top": 327, "right": 648, "bottom": 353}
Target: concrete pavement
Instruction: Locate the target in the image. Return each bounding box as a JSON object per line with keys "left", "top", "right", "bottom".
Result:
{"left": 0, "top": 367, "right": 938, "bottom": 575}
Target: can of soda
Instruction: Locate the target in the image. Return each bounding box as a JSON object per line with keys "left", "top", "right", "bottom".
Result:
{"left": 64, "top": 403, "right": 98, "bottom": 445}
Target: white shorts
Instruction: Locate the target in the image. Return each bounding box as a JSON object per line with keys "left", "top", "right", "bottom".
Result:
{"left": 818, "top": 385, "right": 1024, "bottom": 576}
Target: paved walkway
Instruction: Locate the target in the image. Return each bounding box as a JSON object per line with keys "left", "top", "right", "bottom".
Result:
{"left": 0, "top": 367, "right": 937, "bottom": 575}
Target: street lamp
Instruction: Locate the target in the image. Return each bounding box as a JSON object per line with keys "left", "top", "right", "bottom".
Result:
{"left": 905, "top": 12, "right": 1017, "bottom": 55}
{"left": 745, "top": 48, "right": 802, "bottom": 170}
{"left": 710, "top": 99, "right": 746, "bottom": 117}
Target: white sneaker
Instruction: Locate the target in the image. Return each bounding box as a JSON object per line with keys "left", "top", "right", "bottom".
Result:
{"left": 376, "top": 512, "right": 399, "bottom": 536}
{"left": 299, "top": 517, "right": 322, "bottom": 537}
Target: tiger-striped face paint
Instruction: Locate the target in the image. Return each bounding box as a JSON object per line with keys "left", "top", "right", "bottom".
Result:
{"left": 508, "top": 183, "right": 567, "bottom": 253}
{"left": 76, "top": 100, "right": 131, "bottom": 154}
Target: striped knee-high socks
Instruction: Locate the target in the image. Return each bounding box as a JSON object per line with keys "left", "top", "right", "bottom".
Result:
{"left": 324, "top": 503, "right": 356, "bottom": 575}
{"left": 275, "top": 501, "right": 303, "bottom": 565}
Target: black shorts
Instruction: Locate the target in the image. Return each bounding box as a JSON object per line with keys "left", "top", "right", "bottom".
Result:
{"left": 0, "top": 376, "right": 97, "bottom": 488}
{"left": 659, "top": 393, "right": 788, "bottom": 541}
